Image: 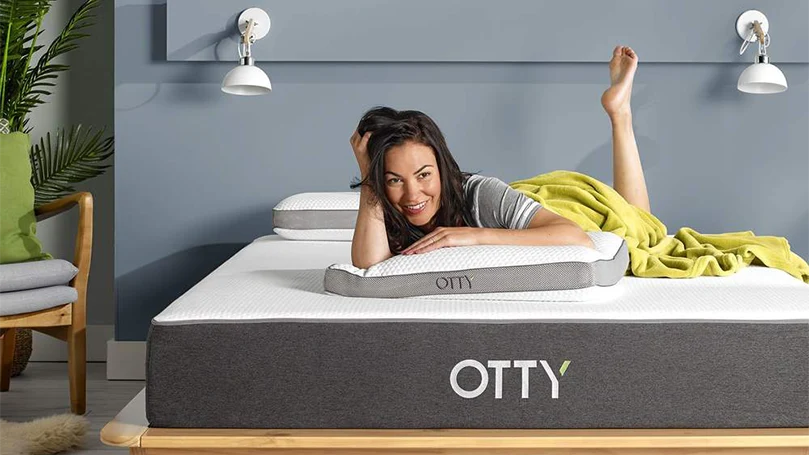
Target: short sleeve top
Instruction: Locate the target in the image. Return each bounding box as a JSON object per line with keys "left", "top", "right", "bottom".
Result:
{"left": 462, "top": 174, "right": 543, "bottom": 229}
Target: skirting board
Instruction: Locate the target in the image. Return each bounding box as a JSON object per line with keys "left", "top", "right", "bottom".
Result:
{"left": 106, "top": 339, "right": 147, "bottom": 380}
{"left": 31, "top": 324, "right": 113, "bottom": 362}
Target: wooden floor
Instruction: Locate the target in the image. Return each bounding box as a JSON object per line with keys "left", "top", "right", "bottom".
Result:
{"left": 0, "top": 362, "right": 144, "bottom": 454}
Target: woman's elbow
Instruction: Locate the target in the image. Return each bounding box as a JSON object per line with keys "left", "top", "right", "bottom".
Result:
{"left": 571, "top": 226, "right": 595, "bottom": 249}
{"left": 351, "top": 254, "right": 375, "bottom": 269}
{"left": 352, "top": 260, "right": 368, "bottom": 269}
{"left": 554, "top": 222, "right": 593, "bottom": 249}
{"left": 351, "top": 252, "right": 394, "bottom": 269}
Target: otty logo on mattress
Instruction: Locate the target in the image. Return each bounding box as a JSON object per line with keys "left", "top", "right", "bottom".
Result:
{"left": 435, "top": 275, "right": 473, "bottom": 290}
{"left": 450, "top": 359, "right": 571, "bottom": 399}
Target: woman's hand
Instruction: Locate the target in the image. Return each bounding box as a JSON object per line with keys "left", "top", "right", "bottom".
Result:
{"left": 350, "top": 130, "right": 372, "bottom": 177}
{"left": 401, "top": 227, "right": 487, "bottom": 255}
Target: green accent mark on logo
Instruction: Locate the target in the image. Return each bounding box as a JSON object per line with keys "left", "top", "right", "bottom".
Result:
{"left": 559, "top": 360, "right": 571, "bottom": 376}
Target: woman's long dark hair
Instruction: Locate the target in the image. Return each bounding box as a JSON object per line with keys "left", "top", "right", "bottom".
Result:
{"left": 350, "top": 106, "right": 475, "bottom": 254}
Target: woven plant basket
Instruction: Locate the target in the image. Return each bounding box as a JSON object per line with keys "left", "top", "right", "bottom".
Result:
{"left": 11, "top": 329, "right": 33, "bottom": 377}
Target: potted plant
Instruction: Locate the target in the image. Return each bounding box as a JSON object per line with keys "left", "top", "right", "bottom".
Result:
{"left": 1, "top": 0, "right": 114, "bottom": 375}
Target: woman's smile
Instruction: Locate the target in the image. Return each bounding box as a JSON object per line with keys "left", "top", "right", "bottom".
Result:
{"left": 402, "top": 199, "right": 429, "bottom": 215}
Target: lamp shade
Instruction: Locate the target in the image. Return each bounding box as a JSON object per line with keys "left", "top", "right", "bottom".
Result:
{"left": 737, "top": 62, "right": 787, "bottom": 94}
{"left": 222, "top": 65, "right": 272, "bottom": 96}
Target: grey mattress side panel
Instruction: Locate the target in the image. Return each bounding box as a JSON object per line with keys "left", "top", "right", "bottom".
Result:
{"left": 145, "top": 321, "right": 809, "bottom": 429}
{"left": 324, "top": 240, "right": 629, "bottom": 298}
{"left": 273, "top": 209, "right": 358, "bottom": 229}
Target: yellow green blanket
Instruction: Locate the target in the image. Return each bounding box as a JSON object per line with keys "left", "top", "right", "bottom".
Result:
{"left": 510, "top": 170, "right": 809, "bottom": 284}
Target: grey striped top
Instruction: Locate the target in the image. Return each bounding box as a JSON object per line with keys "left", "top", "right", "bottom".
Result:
{"left": 462, "top": 174, "right": 543, "bottom": 230}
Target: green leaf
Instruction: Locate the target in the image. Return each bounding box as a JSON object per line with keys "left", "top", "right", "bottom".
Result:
{"left": 0, "top": 0, "right": 51, "bottom": 122}
{"left": 2, "top": 0, "right": 101, "bottom": 130}
{"left": 30, "top": 124, "right": 114, "bottom": 207}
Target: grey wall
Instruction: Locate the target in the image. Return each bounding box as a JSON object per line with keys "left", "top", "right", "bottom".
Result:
{"left": 30, "top": 0, "right": 114, "bottom": 329}
{"left": 115, "top": 0, "right": 809, "bottom": 341}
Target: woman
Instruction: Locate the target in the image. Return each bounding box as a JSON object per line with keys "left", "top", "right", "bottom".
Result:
{"left": 350, "top": 46, "right": 649, "bottom": 269}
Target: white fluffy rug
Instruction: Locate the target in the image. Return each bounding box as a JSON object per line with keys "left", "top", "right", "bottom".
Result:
{"left": 0, "top": 414, "right": 89, "bottom": 455}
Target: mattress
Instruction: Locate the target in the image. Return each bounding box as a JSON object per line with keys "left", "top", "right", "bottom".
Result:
{"left": 146, "top": 235, "right": 809, "bottom": 429}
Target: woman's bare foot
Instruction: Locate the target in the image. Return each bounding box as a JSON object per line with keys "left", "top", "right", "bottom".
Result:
{"left": 601, "top": 45, "right": 638, "bottom": 118}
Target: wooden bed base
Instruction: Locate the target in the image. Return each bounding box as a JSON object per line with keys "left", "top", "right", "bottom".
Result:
{"left": 102, "top": 389, "right": 809, "bottom": 455}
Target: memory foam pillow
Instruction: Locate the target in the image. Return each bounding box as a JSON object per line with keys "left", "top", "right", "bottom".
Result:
{"left": 324, "top": 231, "right": 629, "bottom": 298}
{"left": 272, "top": 192, "right": 359, "bottom": 240}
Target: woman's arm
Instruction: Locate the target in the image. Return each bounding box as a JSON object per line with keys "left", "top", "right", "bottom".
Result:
{"left": 482, "top": 208, "right": 594, "bottom": 249}
{"left": 401, "top": 208, "right": 594, "bottom": 255}
{"left": 351, "top": 185, "right": 394, "bottom": 269}
{"left": 349, "top": 130, "right": 393, "bottom": 269}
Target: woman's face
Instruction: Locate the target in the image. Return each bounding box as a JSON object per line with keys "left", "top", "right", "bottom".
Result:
{"left": 383, "top": 141, "right": 442, "bottom": 227}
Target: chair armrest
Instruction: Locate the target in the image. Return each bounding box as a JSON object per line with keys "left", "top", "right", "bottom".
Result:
{"left": 34, "top": 192, "right": 93, "bottom": 319}
{"left": 35, "top": 192, "right": 91, "bottom": 222}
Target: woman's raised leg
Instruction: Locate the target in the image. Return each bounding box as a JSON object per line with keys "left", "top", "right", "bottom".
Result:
{"left": 601, "top": 45, "right": 651, "bottom": 213}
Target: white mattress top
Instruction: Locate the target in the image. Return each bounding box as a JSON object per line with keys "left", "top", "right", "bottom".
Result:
{"left": 153, "top": 236, "right": 809, "bottom": 324}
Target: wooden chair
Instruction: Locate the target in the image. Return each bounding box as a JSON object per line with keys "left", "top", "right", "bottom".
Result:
{"left": 0, "top": 192, "right": 93, "bottom": 415}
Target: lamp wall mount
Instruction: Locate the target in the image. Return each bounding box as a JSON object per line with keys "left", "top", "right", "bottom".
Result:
{"left": 238, "top": 7, "right": 271, "bottom": 42}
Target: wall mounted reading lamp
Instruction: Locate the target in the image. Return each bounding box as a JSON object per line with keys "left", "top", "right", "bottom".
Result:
{"left": 218, "top": 8, "right": 789, "bottom": 96}
{"left": 736, "top": 10, "right": 787, "bottom": 94}
{"left": 222, "top": 7, "right": 272, "bottom": 95}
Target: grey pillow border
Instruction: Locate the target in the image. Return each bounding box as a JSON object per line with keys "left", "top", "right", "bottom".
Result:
{"left": 273, "top": 209, "right": 357, "bottom": 230}
{"left": 324, "top": 239, "right": 629, "bottom": 298}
